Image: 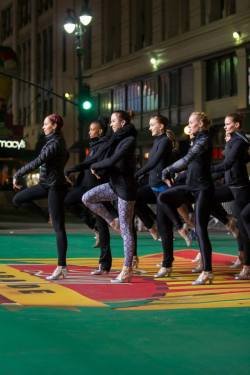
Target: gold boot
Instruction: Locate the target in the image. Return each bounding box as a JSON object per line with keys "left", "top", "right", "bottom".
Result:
{"left": 192, "top": 271, "right": 214, "bottom": 285}
{"left": 235, "top": 265, "right": 250, "bottom": 280}
{"left": 111, "top": 266, "right": 133, "bottom": 283}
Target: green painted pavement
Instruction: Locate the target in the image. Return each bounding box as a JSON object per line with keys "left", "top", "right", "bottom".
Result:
{"left": 0, "top": 233, "right": 248, "bottom": 375}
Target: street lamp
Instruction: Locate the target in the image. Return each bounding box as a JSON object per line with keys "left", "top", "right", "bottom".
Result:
{"left": 63, "top": 7, "right": 93, "bottom": 159}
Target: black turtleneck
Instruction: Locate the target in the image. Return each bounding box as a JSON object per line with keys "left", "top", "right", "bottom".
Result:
{"left": 135, "top": 134, "right": 173, "bottom": 187}
{"left": 212, "top": 131, "right": 250, "bottom": 187}
{"left": 91, "top": 124, "right": 137, "bottom": 201}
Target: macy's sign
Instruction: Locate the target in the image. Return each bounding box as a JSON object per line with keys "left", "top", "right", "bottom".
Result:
{"left": 0, "top": 139, "right": 26, "bottom": 150}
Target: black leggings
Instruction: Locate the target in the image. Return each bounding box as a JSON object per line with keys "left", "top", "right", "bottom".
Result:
{"left": 64, "top": 187, "right": 96, "bottom": 229}
{"left": 135, "top": 185, "right": 156, "bottom": 229}
{"left": 13, "top": 184, "right": 68, "bottom": 266}
{"left": 158, "top": 185, "right": 214, "bottom": 272}
{"left": 214, "top": 185, "right": 250, "bottom": 264}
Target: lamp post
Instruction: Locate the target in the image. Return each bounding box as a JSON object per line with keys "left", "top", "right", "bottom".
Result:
{"left": 64, "top": 8, "right": 92, "bottom": 158}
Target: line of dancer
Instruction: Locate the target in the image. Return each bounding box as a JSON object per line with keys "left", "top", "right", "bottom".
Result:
{"left": 12, "top": 110, "right": 250, "bottom": 284}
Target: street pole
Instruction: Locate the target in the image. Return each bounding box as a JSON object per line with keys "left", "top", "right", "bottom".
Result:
{"left": 75, "top": 24, "right": 84, "bottom": 145}
{"left": 64, "top": 8, "right": 92, "bottom": 161}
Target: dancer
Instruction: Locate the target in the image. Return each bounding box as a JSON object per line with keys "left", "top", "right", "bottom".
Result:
{"left": 134, "top": 115, "right": 173, "bottom": 239}
{"left": 82, "top": 110, "right": 137, "bottom": 283}
{"left": 13, "top": 114, "right": 69, "bottom": 280}
{"left": 158, "top": 112, "right": 214, "bottom": 285}
{"left": 65, "top": 119, "right": 115, "bottom": 274}
{"left": 211, "top": 113, "right": 250, "bottom": 280}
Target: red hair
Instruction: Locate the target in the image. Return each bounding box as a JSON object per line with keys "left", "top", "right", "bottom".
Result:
{"left": 47, "top": 113, "right": 64, "bottom": 130}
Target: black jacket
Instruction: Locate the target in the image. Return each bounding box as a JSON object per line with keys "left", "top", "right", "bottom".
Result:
{"left": 14, "top": 132, "right": 68, "bottom": 188}
{"left": 163, "top": 130, "right": 213, "bottom": 190}
{"left": 135, "top": 134, "right": 173, "bottom": 187}
{"left": 212, "top": 131, "right": 250, "bottom": 187}
{"left": 91, "top": 124, "right": 137, "bottom": 201}
{"left": 66, "top": 136, "right": 110, "bottom": 189}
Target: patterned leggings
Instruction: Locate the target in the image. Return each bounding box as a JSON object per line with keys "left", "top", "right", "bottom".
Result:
{"left": 82, "top": 183, "right": 135, "bottom": 267}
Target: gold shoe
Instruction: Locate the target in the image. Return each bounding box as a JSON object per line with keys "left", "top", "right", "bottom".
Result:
{"left": 92, "top": 230, "right": 100, "bottom": 248}
{"left": 111, "top": 266, "right": 132, "bottom": 283}
{"left": 132, "top": 256, "right": 139, "bottom": 270}
{"left": 91, "top": 265, "right": 109, "bottom": 275}
{"left": 46, "top": 266, "right": 67, "bottom": 280}
{"left": 154, "top": 267, "right": 172, "bottom": 278}
{"left": 235, "top": 266, "right": 250, "bottom": 280}
{"left": 191, "top": 252, "right": 201, "bottom": 263}
{"left": 230, "top": 257, "right": 242, "bottom": 269}
{"left": 148, "top": 225, "right": 160, "bottom": 241}
{"left": 178, "top": 225, "right": 192, "bottom": 247}
{"left": 192, "top": 261, "right": 203, "bottom": 273}
{"left": 192, "top": 271, "right": 214, "bottom": 285}
{"left": 225, "top": 216, "right": 239, "bottom": 238}
{"left": 110, "top": 218, "right": 120, "bottom": 232}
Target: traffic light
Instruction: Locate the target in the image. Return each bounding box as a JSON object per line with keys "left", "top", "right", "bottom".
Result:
{"left": 78, "top": 84, "right": 94, "bottom": 113}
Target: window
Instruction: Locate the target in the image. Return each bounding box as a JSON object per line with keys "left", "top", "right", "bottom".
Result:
{"left": 43, "top": 30, "right": 48, "bottom": 82}
{"left": 62, "top": 33, "right": 67, "bottom": 72}
{"left": 160, "top": 65, "right": 194, "bottom": 125}
{"left": 180, "top": 66, "right": 193, "bottom": 106}
{"left": 142, "top": 79, "right": 158, "bottom": 112}
{"left": 130, "top": 0, "right": 152, "bottom": 52}
{"left": 201, "top": 0, "right": 235, "bottom": 25}
{"left": 113, "top": 87, "right": 126, "bottom": 110}
{"left": 162, "top": 0, "right": 189, "bottom": 40}
{"left": 18, "top": 0, "right": 31, "bottom": 29}
{"left": 1, "top": 6, "right": 12, "bottom": 40}
{"left": 35, "top": 28, "right": 53, "bottom": 123}
{"left": 127, "top": 82, "right": 142, "bottom": 113}
{"left": 248, "top": 52, "right": 250, "bottom": 106}
{"left": 37, "top": 0, "right": 53, "bottom": 16}
{"left": 206, "top": 54, "right": 237, "bottom": 100}
{"left": 102, "top": 0, "right": 121, "bottom": 63}
{"left": 36, "top": 34, "right": 41, "bottom": 83}
{"left": 99, "top": 92, "right": 112, "bottom": 116}
{"left": 84, "top": 27, "right": 92, "bottom": 69}
{"left": 48, "top": 26, "right": 53, "bottom": 82}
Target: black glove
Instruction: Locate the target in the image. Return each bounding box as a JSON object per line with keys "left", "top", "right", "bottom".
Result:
{"left": 162, "top": 168, "right": 171, "bottom": 181}
{"left": 65, "top": 168, "right": 74, "bottom": 177}
{"left": 134, "top": 170, "right": 141, "bottom": 180}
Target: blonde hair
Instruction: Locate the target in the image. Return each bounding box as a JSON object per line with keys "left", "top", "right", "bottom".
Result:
{"left": 191, "top": 112, "right": 210, "bottom": 130}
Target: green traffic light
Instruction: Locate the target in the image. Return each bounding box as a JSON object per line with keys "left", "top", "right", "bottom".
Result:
{"left": 82, "top": 100, "right": 92, "bottom": 110}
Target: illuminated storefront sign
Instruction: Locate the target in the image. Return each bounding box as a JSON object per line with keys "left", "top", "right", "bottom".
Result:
{"left": 0, "top": 139, "right": 26, "bottom": 150}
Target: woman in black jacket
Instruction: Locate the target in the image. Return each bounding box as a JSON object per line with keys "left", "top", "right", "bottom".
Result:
{"left": 65, "top": 119, "right": 116, "bottom": 274}
{"left": 134, "top": 115, "right": 173, "bottom": 239}
{"left": 158, "top": 112, "right": 214, "bottom": 285}
{"left": 13, "top": 114, "right": 69, "bottom": 280}
{"left": 82, "top": 110, "right": 137, "bottom": 283}
{"left": 212, "top": 113, "right": 250, "bottom": 280}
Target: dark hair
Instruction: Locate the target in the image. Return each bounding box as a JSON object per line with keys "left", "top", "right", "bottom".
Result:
{"left": 166, "top": 129, "right": 176, "bottom": 147}
{"left": 47, "top": 113, "right": 64, "bottom": 130}
{"left": 226, "top": 112, "right": 243, "bottom": 127}
{"left": 150, "top": 115, "right": 169, "bottom": 130}
{"left": 94, "top": 116, "right": 109, "bottom": 135}
{"left": 113, "top": 110, "right": 131, "bottom": 124}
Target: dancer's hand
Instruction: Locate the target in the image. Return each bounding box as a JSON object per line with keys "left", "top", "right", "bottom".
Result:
{"left": 13, "top": 178, "right": 22, "bottom": 190}
{"left": 91, "top": 169, "right": 101, "bottom": 179}
{"left": 65, "top": 175, "right": 73, "bottom": 186}
{"left": 163, "top": 178, "right": 174, "bottom": 187}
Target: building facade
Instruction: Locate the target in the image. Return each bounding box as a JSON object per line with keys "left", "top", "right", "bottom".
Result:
{"left": 0, "top": 0, "right": 250, "bottom": 178}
